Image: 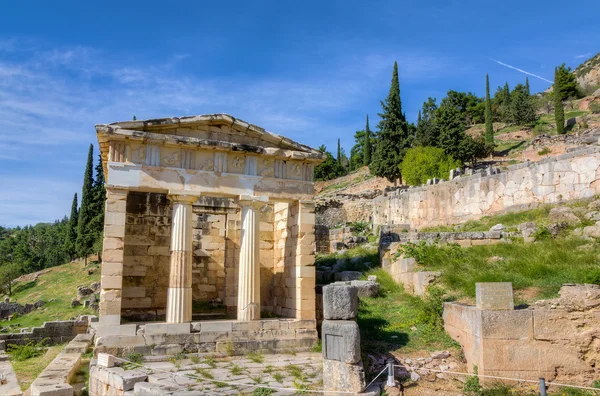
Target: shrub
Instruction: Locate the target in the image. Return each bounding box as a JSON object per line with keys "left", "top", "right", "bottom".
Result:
{"left": 532, "top": 120, "right": 549, "bottom": 136}
{"left": 464, "top": 365, "right": 481, "bottom": 395}
{"left": 8, "top": 339, "right": 47, "bottom": 361}
{"left": 537, "top": 147, "right": 552, "bottom": 156}
{"left": 350, "top": 221, "right": 370, "bottom": 234}
{"left": 124, "top": 352, "right": 144, "bottom": 364}
{"left": 590, "top": 102, "right": 600, "bottom": 114}
{"left": 400, "top": 146, "right": 462, "bottom": 186}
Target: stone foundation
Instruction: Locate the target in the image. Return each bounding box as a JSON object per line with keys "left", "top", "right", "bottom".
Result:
{"left": 93, "top": 319, "right": 318, "bottom": 357}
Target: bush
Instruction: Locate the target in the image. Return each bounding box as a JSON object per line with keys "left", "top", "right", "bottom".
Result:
{"left": 532, "top": 120, "right": 549, "bottom": 136}
{"left": 400, "top": 146, "right": 462, "bottom": 186}
{"left": 537, "top": 147, "right": 552, "bottom": 156}
{"left": 590, "top": 102, "right": 600, "bottom": 114}
{"left": 8, "top": 339, "right": 47, "bottom": 361}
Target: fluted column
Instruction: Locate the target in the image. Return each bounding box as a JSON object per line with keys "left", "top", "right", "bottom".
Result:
{"left": 166, "top": 193, "right": 198, "bottom": 323}
{"left": 237, "top": 195, "right": 268, "bottom": 321}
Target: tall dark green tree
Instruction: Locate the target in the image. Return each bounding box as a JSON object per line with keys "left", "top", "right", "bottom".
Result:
{"left": 525, "top": 77, "right": 530, "bottom": 96}
{"left": 76, "top": 144, "right": 95, "bottom": 265}
{"left": 314, "top": 146, "right": 345, "bottom": 181}
{"left": 554, "top": 67, "right": 565, "bottom": 134}
{"left": 485, "top": 74, "right": 494, "bottom": 145}
{"left": 337, "top": 138, "right": 341, "bottom": 165}
{"left": 510, "top": 83, "right": 537, "bottom": 126}
{"left": 64, "top": 193, "right": 78, "bottom": 261}
{"left": 370, "top": 62, "right": 411, "bottom": 183}
{"left": 414, "top": 97, "right": 439, "bottom": 147}
{"left": 90, "top": 154, "right": 106, "bottom": 260}
{"left": 363, "top": 115, "right": 372, "bottom": 166}
{"left": 436, "top": 95, "right": 467, "bottom": 161}
{"left": 554, "top": 63, "right": 580, "bottom": 100}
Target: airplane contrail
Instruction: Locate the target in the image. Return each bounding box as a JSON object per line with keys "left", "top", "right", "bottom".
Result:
{"left": 490, "top": 59, "right": 553, "bottom": 84}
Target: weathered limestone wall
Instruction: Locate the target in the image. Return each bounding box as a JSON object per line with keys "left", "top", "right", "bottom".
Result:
{"left": 373, "top": 147, "right": 600, "bottom": 229}
{"left": 122, "top": 192, "right": 275, "bottom": 319}
{"left": 444, "top": 284, "right": 600, "bottom": 383}
{"left": 0, "top": 319, "right": 89, "bottom": 349}
{"left": 272, "top": 201, "right": 317, "bottom": 319}
{"left": 316, "top": 197, "right": 374, "bottom": 228}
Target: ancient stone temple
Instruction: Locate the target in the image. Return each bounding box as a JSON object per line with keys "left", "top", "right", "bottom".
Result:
{"left": 93, "top": 114, "right": 323, "bottom": 353}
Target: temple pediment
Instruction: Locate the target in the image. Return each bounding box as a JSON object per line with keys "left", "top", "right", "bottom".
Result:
{"left": 96, "top": 113, "right": 324, "bottom": 163}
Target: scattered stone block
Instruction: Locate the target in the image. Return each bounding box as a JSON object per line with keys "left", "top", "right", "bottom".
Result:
{"left": 323, "top": 284, "right": 358, "bottom": 320}
{"left": 349, "top": 280, "right": 379, "bottom": 298}
{"left": 476, "top": 282, "right": 514, "bottom": 310}
{"left": 549, "top": 207, "right": 580, "bottom": 225}
{"left": 489, "top": 224, "right": 505, "bottom": 232}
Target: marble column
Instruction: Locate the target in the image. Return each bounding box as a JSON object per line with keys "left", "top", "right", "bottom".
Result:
{"left": 166, "top": 193, "right": 198, "bottom": 323}
{"left": 237, "top": 195, "right": 268, "bottom": 321}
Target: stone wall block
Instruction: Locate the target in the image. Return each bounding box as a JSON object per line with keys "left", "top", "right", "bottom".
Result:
{"left": 323, "top": 285, "right": 358, "bottom": 320}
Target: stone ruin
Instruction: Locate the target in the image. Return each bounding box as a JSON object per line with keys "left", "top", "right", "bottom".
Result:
{"left": 92, "top": 114, "right": 325, "bottom": 355}
{"left": 444, "top": 282, "right": 600, "bottom": 384}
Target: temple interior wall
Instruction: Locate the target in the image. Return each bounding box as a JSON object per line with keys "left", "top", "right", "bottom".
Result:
{"left": 121, "top": 192, "right": 277, "bottom": 320}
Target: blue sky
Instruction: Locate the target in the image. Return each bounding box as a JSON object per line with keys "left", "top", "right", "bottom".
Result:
{"left": 1, "top": 0, "right": 598, "bottom": 226}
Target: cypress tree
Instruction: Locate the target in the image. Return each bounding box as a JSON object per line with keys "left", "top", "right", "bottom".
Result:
{"left": 337, "top": 138, "right": 341, "bottom": 165}
{"left": 485, "top": 74, "right": 494, "bottom": 145}
{"left": 364, "top": 115, "right": 371, "bottom": 166}
{"left": 64, "top": 193, "right": 78, "bottom": 261}
{"left": 76, "top": 144, "right": 95, "bottom": 266}
{"left": 554, "top": 68, "right": 565, "bottom": 134}
{"left": 369, "top": 61, "right": 410, "bottom": 183}
{"left": 525, "top": 77, "right": 530, "bottom": 96}
{"left": 90, "top": 154, "right": 106, "bottom": 260}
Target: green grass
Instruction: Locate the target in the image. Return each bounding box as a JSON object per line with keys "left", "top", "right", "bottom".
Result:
{"left": 10, "top": 343, "right": 65, "bottom": 390}
{"left": 1, "top": 259, "right": 100, "bottom": 331}
{"left": 400, "top": 237, "right": 600, "bottom": 302}
{"left": 357, "top": 269, "right": 457, "bottom": 354}
{"left": 565, "top": 110, "right": 588, "bottom": 119}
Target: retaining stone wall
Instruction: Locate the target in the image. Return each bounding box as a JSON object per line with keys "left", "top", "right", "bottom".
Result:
{"left": 373, "top": 146, "right": 600, "bottom": 229}
{"left": 0, "top": 319, "right": 88, "bottom": 349}
{"left": 443, "top": 285, "right": 600, "bottom": 383}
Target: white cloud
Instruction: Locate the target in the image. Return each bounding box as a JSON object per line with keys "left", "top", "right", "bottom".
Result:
{"left": 0, "top": 39, "right": 453, "bottom": 226}
{"left": 575, "top": 52, "right": 593, "bottom": 60}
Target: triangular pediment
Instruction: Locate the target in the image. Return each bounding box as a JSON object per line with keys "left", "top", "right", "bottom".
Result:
{"left": 96, "top": 113, "right": 321, "bottom": 155}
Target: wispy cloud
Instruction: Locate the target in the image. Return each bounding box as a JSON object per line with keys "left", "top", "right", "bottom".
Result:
{"left": 575, "top": 52, "right": 593, "bottom": 60}
{"left": 490, "top": 59, "right": 553, "bottom": 84}
{"left": 0, "top": 39, "right": 454, "bottom": 226}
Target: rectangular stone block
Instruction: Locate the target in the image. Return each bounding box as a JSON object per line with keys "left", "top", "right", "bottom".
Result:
{"left": 201, "top": 321, "right": 233, "bottom": 332}
{"left": 476, "top": 282, "right": 514, "bottom": 310}
{"left": 101, "top": 275, "right": 123, "bottom": 290}
{"left": 481, "top": 310, "right": 532, "bottom": 340}
{"left": 322, "top": 320, "right": 361, "bottom": 364}
{"left": 96, "top": 324, "right": 137, "bottom": 337}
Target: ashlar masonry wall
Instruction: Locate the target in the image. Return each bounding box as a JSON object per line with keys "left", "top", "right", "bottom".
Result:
{"left": 121, "top": 192, "right": 275, "bottom": 320}
{"left": 373, "top": 147, "right": 600, "bottom": 229}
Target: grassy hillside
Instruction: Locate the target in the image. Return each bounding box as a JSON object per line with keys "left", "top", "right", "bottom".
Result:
{"left": 1, "top": 258, "right": 100, "bottom": 331}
